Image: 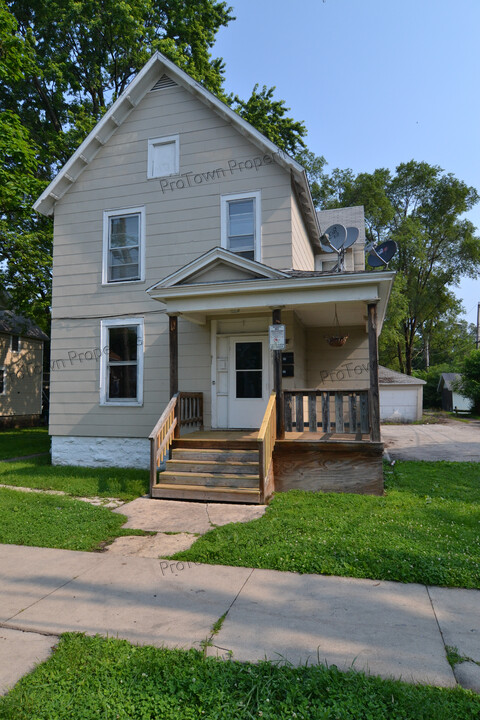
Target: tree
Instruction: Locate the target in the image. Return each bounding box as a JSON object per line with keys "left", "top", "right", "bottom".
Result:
{"left": 230, "top": 85, "right": 307, "bottom": 156}
{"left": 318, "top": 161, "right": 480, "bottom": 373}
{"left": 455, "top": 350, "right": 480, "bottom": 413}
{"left": 1, "top": 1, "right": 310, "bottom": 329}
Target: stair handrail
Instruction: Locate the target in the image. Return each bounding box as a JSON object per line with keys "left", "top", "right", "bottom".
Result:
{"left": 149, "top": 393, "right": 179, "bottom": 494}
{"left": 257, "top": 393, "right": 276, "bottom": 503}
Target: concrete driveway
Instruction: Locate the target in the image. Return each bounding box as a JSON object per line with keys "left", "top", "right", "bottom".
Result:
{"left": 381, "top": 418, "right": 480, "bottom": 461}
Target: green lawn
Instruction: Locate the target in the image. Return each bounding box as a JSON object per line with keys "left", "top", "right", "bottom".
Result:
{"left": 172, "top": 461, "right": 480, "bottom": 589}
{"left": 0, "top": 634, "right": 478, "bottom": 720}
{"left": 0, "top": 488, "right": 147, "bottom": 551}
{"left": 0, "top": 428, "right": 50, "bottom": 460}
{"left": 0, "top": 455, "right": 149, "bottom": 501}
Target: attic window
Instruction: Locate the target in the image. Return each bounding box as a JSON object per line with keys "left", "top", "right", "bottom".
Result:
{"left": 147, "top": 135, "right": 179, "bottom": 178}
{"left": 150, "top": 75, "right": 177, "bottom": 91}
{"left": 11, "top": 335, "right": 20, "bottom": 352}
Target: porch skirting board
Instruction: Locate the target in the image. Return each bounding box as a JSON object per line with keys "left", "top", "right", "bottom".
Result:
{"left": 51, "top": 436, "right": 150, "bottom": 469}
{"left": 273, "top": 441, "right": 384, "bottom": 495}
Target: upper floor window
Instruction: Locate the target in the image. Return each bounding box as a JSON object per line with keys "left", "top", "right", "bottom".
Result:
{"left": 100, "top": 318, "right": 144, "bottom": 405}
{"left": 0, "top": 368, "right": 5, "bottom": 394}
{"left": 148, "top": 135, "right": 179, "bottom": 178}
{"left": 11, "top": 335, "right": 20, "bottom": 352}
{"left": 102, "top": 207, "right": 145, "bottom": 284}
{"left": 221, "top": 191, "right": 261, "bottom": 261}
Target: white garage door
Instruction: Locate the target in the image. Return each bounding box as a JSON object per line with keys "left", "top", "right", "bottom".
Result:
{"left": 380, "top": 388, "right": 419, "bottom": 422}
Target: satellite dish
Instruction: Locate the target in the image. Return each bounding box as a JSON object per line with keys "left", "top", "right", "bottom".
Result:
{"left": 319, "top": 237, "right": 335, "bottom": 253}
{"left": 344, "top": 227, "right": 359, "bottom": 249}
{"left": 324, "top": 224, "right": 347, "bottom": 251}
{"left": 367, "top": 240, "right": 397, "bottom": 268}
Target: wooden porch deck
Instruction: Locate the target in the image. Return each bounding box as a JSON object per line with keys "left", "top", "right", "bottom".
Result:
{"left": 181, "top": 429, "right": 372, "bottom": 443}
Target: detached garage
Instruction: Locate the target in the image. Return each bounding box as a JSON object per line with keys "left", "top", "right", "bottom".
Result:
{"left": 379, "top": 366, "right": 426, "bottom": 423}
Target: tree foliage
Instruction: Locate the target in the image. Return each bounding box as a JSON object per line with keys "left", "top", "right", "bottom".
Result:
{"left": 318, "top": 160, "right": 480, "bottom": 373}
{"left": 455, "top": 350, "right": 480, "bottom": 413}
{"left": 1, "top": 0, "right": 312, "bottom": 328}
{"left": 229, "top": 85, "right": 307, "bottom": 156}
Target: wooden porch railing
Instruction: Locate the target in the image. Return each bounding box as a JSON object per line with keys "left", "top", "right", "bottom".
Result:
{"left": 284, "top": 389, "right": 371, "bottom": 437}
{"left": 257, "top": 393, "right": 276, "bottom": 502}
{"left": 149, "top": 391, "right": 203, "bottom": 493}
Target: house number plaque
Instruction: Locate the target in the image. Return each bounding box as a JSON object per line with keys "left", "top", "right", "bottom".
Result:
{"left": 269, "top": 324, "right": 286, "bottom": 350}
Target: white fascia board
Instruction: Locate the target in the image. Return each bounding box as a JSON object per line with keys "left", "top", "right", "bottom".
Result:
{"left": 149, "top": 272, "right": 395, "bottom": 324}
{"left": 33, "top": 50, "right": 317, "bottom": 228}
{"left": 146, "top": 247, "right": 289, "bottom": 291}
{"left": 149, "top": 270, "right": 394, "bottom": 301}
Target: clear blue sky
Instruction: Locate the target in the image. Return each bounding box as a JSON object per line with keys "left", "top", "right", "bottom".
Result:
{"left": 213, "top": 0, "right": 480, "bottom": 326}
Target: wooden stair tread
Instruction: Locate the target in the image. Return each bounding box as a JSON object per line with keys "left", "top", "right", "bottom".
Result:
{"left": 159, "top": 471, "right": 259, "bottom": 481}
{"left": 153, "top": 482, "right": 259, "bottom": 494}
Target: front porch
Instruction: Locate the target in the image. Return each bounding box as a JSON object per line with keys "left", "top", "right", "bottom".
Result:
{"left": 146, "top": 249, "right": 392, "bottom": 503}
{"left": 149, "top": 387, "right": 384, "bottom": 503}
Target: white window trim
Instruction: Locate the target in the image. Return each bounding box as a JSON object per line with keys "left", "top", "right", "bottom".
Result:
{"left": 100, "top": 317, "right": 144, "bottom": 406}
{"left": 0, "top": 367, "right": 5, "bottom": 395}
{"left": 10, "top": 335, "right": 21, "bottom": 353}
{"left": 220, "top": 191, "right": 261, "bottom": 262}
{"left": 102, "top": 207, "right": 146, "bottom": 285}
{"left": 147, "top": 134, "right": 180, "bottom": 179}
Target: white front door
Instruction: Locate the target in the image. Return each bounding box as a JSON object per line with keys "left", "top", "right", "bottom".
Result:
{"left": 228, "top": 336, "right": 270, "bottom": 428}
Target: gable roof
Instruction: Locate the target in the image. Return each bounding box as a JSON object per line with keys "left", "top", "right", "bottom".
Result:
{"left": 0, "top": 311, "right": 49, "bottom": 341}
{"left": 438, "top": 372, "right": 462, "bottom": 392}
{"left": 147, "top": 247, "right": 289, "bottom": 293}
{"left": 378, "top": 365, "right": 426, "bottom": 385}
{"left": 33, "top": 52, "right": 319, "bottom": 246}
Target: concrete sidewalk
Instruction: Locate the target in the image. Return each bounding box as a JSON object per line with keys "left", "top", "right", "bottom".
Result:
{"left": 1, "top": 544, "right": 479, "bottom": 695}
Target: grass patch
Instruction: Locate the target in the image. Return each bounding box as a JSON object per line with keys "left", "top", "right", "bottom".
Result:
{"left": 172, "top": 461, "right": 480, "bottom": 589}
{"left": 1, "top": 634, "right": 479, "bottom": 720}
{"left": 0, "top": 455, "right": 149, "bottom": 501}
{"left": 0, "top": 427, "right": 50, "bottom": 460}
{"left": 0, "top": 488, "right": 146, "bottom": 551}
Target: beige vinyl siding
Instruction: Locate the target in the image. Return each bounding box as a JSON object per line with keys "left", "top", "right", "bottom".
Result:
{"left": 306, "top": 326, "right": 369, "bottom": 390}
{"left": 49, "top": 314, "right": 211, "bottom": 436}
{"left": 51, "top": 84, "right": 296, "bottom": 322}
{"left": 291, "top": 193, "right": 314, "bottom": 271}
{"left": 0, "top": 335, "right": 43, "bottom": 417}
{"left": 49, "top": 79, "right": 316, "bottom": 438}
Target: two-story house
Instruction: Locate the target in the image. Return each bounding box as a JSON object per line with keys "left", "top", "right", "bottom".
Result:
{"left": 34, "top": 52, "right": 394, "bottom": 503}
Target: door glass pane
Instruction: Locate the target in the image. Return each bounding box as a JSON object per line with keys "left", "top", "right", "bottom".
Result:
{"left": 236, "top": 342, "right": 262, "bottom": 370}
{"left": 236, "top": 370, "right": 262, "bottom": 398}
{"left": 235, "top": 342, "right": 263, "bottom": 399}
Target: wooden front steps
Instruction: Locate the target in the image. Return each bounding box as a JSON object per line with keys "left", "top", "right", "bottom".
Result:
{"left": 151, "top": 439, "right": 262, "bottom": 503}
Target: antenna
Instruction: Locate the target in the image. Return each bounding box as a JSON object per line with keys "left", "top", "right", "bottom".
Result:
{"left": 367, "top": 240, "right": 397, "bottom": 268}
{"left": 320, "top": 224, "right": 360, "bottom": 271}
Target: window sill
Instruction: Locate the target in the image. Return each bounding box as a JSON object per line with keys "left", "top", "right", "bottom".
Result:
{"left": 101, "top": 279, "right": 146, "bottom": 287}
{"left": 100, "top": 401, "right": 143, "bottom": 407}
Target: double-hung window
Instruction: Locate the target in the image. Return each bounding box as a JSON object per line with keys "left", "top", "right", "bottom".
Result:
{"left": 103, "top": 207, "right": 145, "bottom": 284}
{"left": 221, "top": 191, "right": 261, "bottom": 261}
{"left": 100, "top": 318, "right": 144, "bottom": 405}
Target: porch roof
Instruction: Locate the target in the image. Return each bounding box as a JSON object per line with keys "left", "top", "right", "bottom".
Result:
{"left": 146, "top": 249, "right": 395, "bottom": 330}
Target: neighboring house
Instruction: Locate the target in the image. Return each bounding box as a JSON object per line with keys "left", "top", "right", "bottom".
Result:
{"left": 378, "top": 366, "right": 426, "bottom": 423}
{"left": 438, "top": 373, "right": 473, "bottom": 413}
{"left": 0, "top": 311, "right": 48, "bottom": 426}
{"left": 34, "top": 51, "right": 394, "bottom": 501}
